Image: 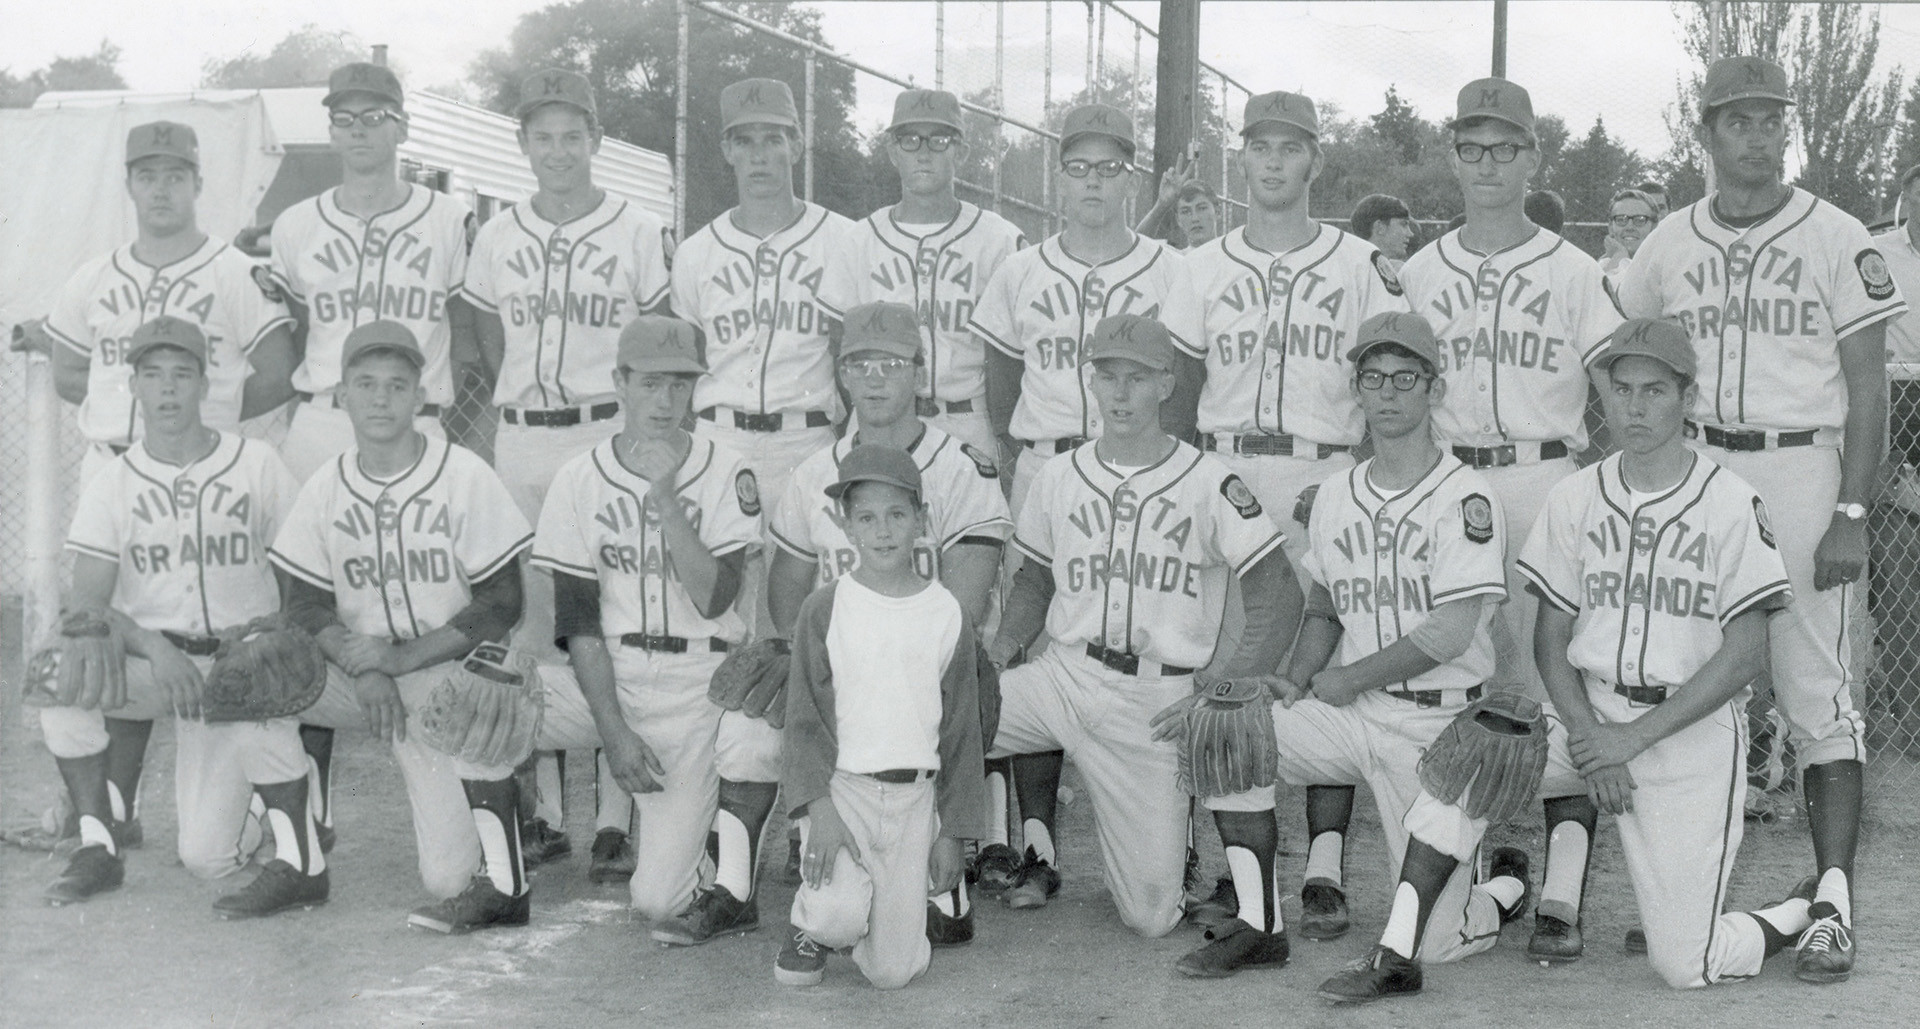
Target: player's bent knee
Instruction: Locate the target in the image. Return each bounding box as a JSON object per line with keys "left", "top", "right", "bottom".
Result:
{"left": 1119, "top": 903, "right": 1183, "bottom": 939}
{"left": 1648, "top": 948, "right": 1711, "bottom": 990}
{"left": 179, "top": 840, "right": 247, "bottom": 881}
{"left": 1201, "top": 785, "right": 1276, "bottom": 813}
{"left": 38, "top": 706, "right": 110, "bottom": 759}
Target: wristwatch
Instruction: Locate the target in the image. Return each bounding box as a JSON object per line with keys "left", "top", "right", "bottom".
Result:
{"left": 1834, "top": 502, "right": 1867, "bottom": 521}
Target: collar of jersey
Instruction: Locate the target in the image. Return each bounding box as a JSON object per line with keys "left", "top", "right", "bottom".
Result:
{"left": 344, "top": 435, "right": 440, "bottom": 491}
{"left": 517, "top": 191, "right": 619, "bottom": 233}
{"left": 598, "top": 435, "right": 712, "bottom": 493}
{"left": 1222, "top": 221, "right": 1329, "bottom": 263}
{"left": 1442, "top": 223, "right": 1552, "bottom": 265}
{"left": 839, "top": 425, "right": 936, "bottom": 469}
{"left": 118, "top": 234, "right": 222, "bottom": 277}
{"left": 1075, "top": 437, "right": 1191, "bottom": 491}
{"left": 1599, "top": 449, "right": 1703, "bottom": 513}
{"left": 323, "top": 182, "right": 421, "bottom": 224}
{"left": 1047, "top": 230, "right": 1144, "bottom": 272}
{"left": 127, "top": 429, "right": 237, "bottom": 478}
{"left": 715, "top": 200, "right": 817, "bottom": 250}
{"left": 1699, "top": 186, "right": 1808, "bottom": 236}
{"left": 1355, "top": 451, "right": 1456, "bottom": 507}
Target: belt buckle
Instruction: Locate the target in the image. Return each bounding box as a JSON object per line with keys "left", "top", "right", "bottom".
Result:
{"left": 1092, "top": 644, "right": 1139, "bottom": 675}
{"left": 738, "top": 411, "right": 781, "bottom": 432}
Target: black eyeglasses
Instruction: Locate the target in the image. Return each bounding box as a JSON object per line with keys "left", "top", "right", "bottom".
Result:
{"left": 1610, "top": 213, "right": 1654, "bottom": 228}
{"left": 329, "top": 109, "right": 406, "bottom": 129}
{"left": 1453, "top": 141, "right": 1532, "bottom": 164}
{"left": 1061, "top": 158, "right": 1132, "bottom": 179}
{"left": 894, "top": 132, "right": 959, "bottom": 152}
{"left": 1357, "top": 370, "right": 1432, "bottom": 392}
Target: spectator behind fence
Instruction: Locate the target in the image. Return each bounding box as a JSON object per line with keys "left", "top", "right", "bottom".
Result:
{"left": 1350, "top": 193, "right": 1414, "bottom": 267}
{"left": 1136, "top": 154, "right": 1219, "bottom": 250}
{"left": 1601, "top": 188, "right": 1660, "bottom": 287}
{"left": 1635, "top": 178, "right": 1670, "bottom": 221}
{"left": 1524, "top": 188, "right": 1565, "bottom": 235}
{"left": 1869, "top": 164, "right": 1920, "bottom": 754}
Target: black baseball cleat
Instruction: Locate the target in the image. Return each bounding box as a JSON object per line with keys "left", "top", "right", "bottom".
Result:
{"left": 650, "top": 885, "right": 759, "bottom": 945}
{"left": 1528, "top": 914, "right": 1583, "bottom": 964}
{"left": 1299, "top": 880, "right": 1351, "bottom": 940}
{"left": 408, "top": 876, "right": 531, "bottom": 934}
{"left": 520, "top": 818, "right": 571, "bottom": 866}
{"left": 214, "top": 861, "right": 329, "bottom": 919}
{"left": 973, "top": 843, "right": 1023, "bottom": 895}
{"left": 316, "top": 823, "right": 336, "bottom": 855}
{"left": 44, "top": 844, "right": 124, "bottom": 906}
{"left": 1186, "top": 877, "right": 1238, "bottom": 929}
{"left": 1004, "top": 847, "right": 1060, "bottom": 910}
{"left": 926, "top": 903, "right": 975, "bottom": 947}
{"left": 588, "top": 829, "right": 636, "bottom": 883}
{"left": 1488, "top": 847, "right": 1531, "bottom": 925}
{"left": 1318, "top": 945, "right": 1423, "bottom": 1004}
{"left": 1795, "top": 902, "right": 1855, "bottom": 983}
{"left": 1175, "top": 918, "right": 1289, "bottom": 978}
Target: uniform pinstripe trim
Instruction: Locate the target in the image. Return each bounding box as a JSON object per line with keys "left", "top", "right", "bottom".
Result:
{"left": 1699, "top": 708, "right": 1745, "bottom": 985}
{"left": 1721, "top": 580, "right": 1792, "bottom": 623}
{"left": 64, "top": 541, "right": 120, "bottom": 562}
{"left": 768, "top": 523, "right": 818, "bottom": 560}
{"left": 244, "top": 315, "right": 297, "bottom": 354}
{"left": 940, "top": 516, "right": 1014, "bottom": 551}
{"left": 1012, "top": 536, "right": 1051, "bottom": 565}
{"left": 971, "top": 320, "right": 1020, "bottom": 356}
{"left": 1516, "top": 559, "right": 1579, "bottom": 613}
{"left": 267, "top": 549, "right": 334, "bottom": 588}
{"left": 471, "top": 533, "right": 535, "bottom": 582}
{"left": 48, "top": 322, "right": 89, "bottom": 355}
{"left": 530, "top": 552, "right": 596, "bottom": 577}
{"left": 708, "top": 539, "right": 753, "bottom": 559}
{"left": 461, "top": 288, "right": 500, "bottom": 313}
{"left": 1833, "top": 303, "right": 1909, "bottom": 339}
{"left": 1429, "top": 581, "right": 1507, "bottom": 604}
{"left": 1232, "top": 530, "right": 1287, "bottom": 576}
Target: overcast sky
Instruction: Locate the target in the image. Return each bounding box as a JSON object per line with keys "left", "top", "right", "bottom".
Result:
{"left": 9, "top": 1, "right": 1919, "bottom": 161}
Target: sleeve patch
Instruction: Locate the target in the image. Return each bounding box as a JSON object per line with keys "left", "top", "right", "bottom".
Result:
{"left": 1857, "top": 249, "right": 1896, "bottom": 302}
{"left": 1372, "top": 252, "right": 1404, "bottom": 297}
{"left": 250, "top": 264, "right": 285, "bottom": 303}
{"left": 960, "top": 442, "right": 1000, "bottom": 479}
{"left": 735, "top": 469, "right": 762, "bottom": 516}
{"left": 1462, "top": 493, "right": 1494, "bottom": 544}
{"left": 1753, "top": 496, "right": 1776, "bottom": 549}
{"left": 1222, "top": 474, "right": 1263, "bottom": 519}
{"left": 1292, "top": 482, "right": 1320, "bottom": 529}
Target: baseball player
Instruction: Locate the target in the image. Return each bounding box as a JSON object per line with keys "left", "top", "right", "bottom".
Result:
{"left": 465, "top": 67, "right": 673, "bottom": 876}
{"left": 528, "top": 315, "right": 761, "bottom": 931}
{"left": 1397, "top": 77, "right": 1622, "bottom": 707}
{"left": 40, "top": 120, "right": 299, "bottom": 849}
{"left": 818, "top": 88, "right": 1026, "bottom": 455}
{"left": 271, "top": 320, "right": 536, "bottom": 933}
{"left": 1179, "top": 311, "right": 1525, "bottom": 981}
{"left": 39, "top": 316, "right": 324, "bottom": 918}
{"left": 1612, "top": 55, "right": 1908, "bottom": 983}
{"left": 984, "top": 313, "right": 1300, "bottom": 937}
{"left": 767, "top": 301, "right": 1011, "bottom": 943}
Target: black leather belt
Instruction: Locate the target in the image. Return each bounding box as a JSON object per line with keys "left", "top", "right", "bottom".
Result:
{"left": 504, "top": 401, "right": 620, "bottom": 427}
{"left": 868, "top": 768, "right": 936, "bottom": 784}
{"left": 1614, "top": 682, "right": 1668, "bottom": 705}
{"left": 698, "top": 407, "right": 831, "bottom": 432}
{"left": 915, "top": 397, "right": 976, "bottom": 418}
{"left": 618, "top": 633, "right": 732, "bottom": 654}
{"left": 296, "top": 391, "right": 442, "bottom": 418}
{"left": 1028, "top": 436, "right": 1090, "bottom": 454}
{"left": 1451, "top": 440, "right": 1569, "bottom": 468}
{"left": 1385, "top": 683, "right": 1483, "bottom": 709}
{"left": 1202, "top": 432, "right": 1349, "bottom": 460}
{"left": 1085, "top": 642, "right": 1194, "bottom": 677}
{"left": 162, "top": 631, "right": 222, "bottom": 657}
{"left": 1685, "top": 422, "right": 1817, "bottom": 452}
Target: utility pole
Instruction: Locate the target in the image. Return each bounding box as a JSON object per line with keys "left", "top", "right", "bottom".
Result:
{"left": 1491, "top": 0, "right": 1508, "bottom": 77}
{"left": 1152, "top": 0, "right": 1200, "bottom": 199}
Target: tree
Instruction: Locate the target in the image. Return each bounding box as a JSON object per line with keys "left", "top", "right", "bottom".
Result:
{"left": 1540, "top": 115, "right": 1646, "bottom": 225}
{"left": 1, "top": 41, "right": 126, "bottom": 107}
{"left": 1895, "top": 78, "right": 1920, "bottom": 190}
{"left": 202, "top": 25, "right": 368, "bottom": 89}
{"left": 1369, "top": 86, "right": 1427, "bottom": 164}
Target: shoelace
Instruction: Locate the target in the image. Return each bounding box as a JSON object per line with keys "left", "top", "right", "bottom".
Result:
{"left": 791, "top": 932, "right": 822, "bottom": 959}
{"left": 1801, "top": 917, "right": 1850, "bottom": 954}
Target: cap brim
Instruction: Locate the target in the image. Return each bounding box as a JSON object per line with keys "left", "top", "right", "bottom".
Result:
{"left": 323, "top": 89, "right": 402, "bottom": 109}
{"left": 621, "top": 358, "right": 707, "bottom": 375}
{"left": 125, "top": 151, "right": 198, "bottom": 168}
{"left": 724, "top": 115, "right": 799, "bottom": 133}
{"left": 1704, "top": 90, "right": 1795, "bottom": 109}
{"left": 888, "top": 117, "right": 966, "bottom": 136}
{"left": 515, "top": 98, "right": 596, "bottom": 120}
{"left": 1060, "top": 131, "right": 1136, "bottom": 158}
{"left": 126, "top": 342, "right": 205, "bottom": 367}
{"left": 841, "top": 340, "right": 919, "bottom": 360}
{"left": 825, "top": 474, "right": 920, "bottom": 499}
{"left": 1346, "top": 337, "right": 1436, "bottom": 365}
{"left": 1597, "top": 347, "right": 1693, "bottom": 377}
{"left": 1241, "top": 117, "right": 1317, "bottom": 140}
{"left": 1087, "top": 351, "right": 1170, "bottom": 372}
{"left": 1445, "top": 112, "right": 1535, "bottom": 138}
{"left": 346, "top": 342, "right": 425, "bottom": 367}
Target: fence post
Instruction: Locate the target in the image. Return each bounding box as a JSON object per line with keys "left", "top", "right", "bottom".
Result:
{"left": 804, "top": 50, "right": 817, "bottom": 203}
{"left": 1085, "top": 2, "right": 1094, "bottom": 98}
{"left": 1045, "top": 1, "right": 1055, "bottom": 235}
{"left": 993, "top": 3, "right": 1006, "bottom": 218}
{"left": 935, "top": 2, "right": 945, "bottom": 90}
{"left": 674, "top": 0, "right": 689, "bottom": 240}
{"left": 24, "top": 353, "right": 57, "bottom": 654}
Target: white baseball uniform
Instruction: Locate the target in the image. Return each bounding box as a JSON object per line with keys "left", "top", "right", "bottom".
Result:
{"left": 990, "top": 440, "right": 1285, "bottom": 937}
{"left": 270, "top": 437, "right": 532, "bottom": 898}
{"left": 41, "top": 433, "right": 304, "bottom": 879}
{"left": 269, "top": 185, "right": 474, "bottom": 481}
{"left": 45, "top": 238, "right": 292, "bottom": 462}
{"left": 818, "top": 203, "right": 1026, "bottom": 452}
{"left": 1615, "top": 189, "right": 1909, "bottom": 766}
{"left": 1400, "top": 227, "right": 1623, "bottom": 697}
{"left": 528, "top": 435, "right": 760, "bottom": 919}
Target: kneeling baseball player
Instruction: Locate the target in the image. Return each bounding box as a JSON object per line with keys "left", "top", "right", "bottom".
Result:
{"left": 35, "top": 317, "right": 325, "bottom": 917}
{"left": 775, "top": 446, "right": 986, "bottom": 988}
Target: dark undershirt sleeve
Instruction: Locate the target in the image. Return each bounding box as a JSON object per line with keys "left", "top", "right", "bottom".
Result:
{"left": 279, "top": 572, "right": 343, "bottom": 637}
{"left": 447, "top": 561, "right": 524, "bottom": 645}
{"left": 552, "top": 570, "right": 604, "bottom": 650}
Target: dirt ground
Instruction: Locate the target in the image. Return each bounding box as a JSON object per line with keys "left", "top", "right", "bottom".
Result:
{"left": 5, "top": 625, "right": 1920, "bottom": 1027}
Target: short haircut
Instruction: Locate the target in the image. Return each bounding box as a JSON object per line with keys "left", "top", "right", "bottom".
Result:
{"left": 1525, "top": 190, "right": 1565, "bottom": 234}
{"left": 836, "top": 479, "right": 922, "bottom": 513}
{"left": 1176, "top": 180, "right": 1219, "bottom": 205}
{"left": 1900, "top": 165, "right": 1920, "bottom": 191}
{"left": 519, "top": 104, "right": 599, "bottom": 136}
{"left": 1610, "top": 188, "right": 1657, "bottom": 213}
{"left": 1634, "top": 179, "right": 1666, "bottom": 196}
{"left": 1350, "top": 193, "right": 1411, "bottom": 240}
{"left": 1356, "top": 341, "right": 1437, "bottom": 379}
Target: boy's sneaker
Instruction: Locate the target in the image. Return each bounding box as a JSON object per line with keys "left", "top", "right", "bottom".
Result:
{"left": 775, "top": 928, "right": 827, "bottom": 986}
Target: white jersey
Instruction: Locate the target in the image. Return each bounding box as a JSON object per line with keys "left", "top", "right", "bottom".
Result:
{"left": 1014, "top": 440, "right": 1286, "bottom": 670}
{"left": 45, "top": 239, "right": 292, "bottom": 446}
{"left": 969, "top": 233, "right": 1204, "bottom": 441}
{"left": 818, "top": 203, "right": 1026, "bottom": 404}
{"left": 530, "top": 436, "right": 760, "bottom": 642}
{"left": 1190, "top": 225, "right": 1409, "bottom": 444}
{"left": 1400, "top": 228, "right": 1622, "bottom": 448}
{"left": 464, "top": 193, "right": 672, "bottom": 409}
{"left": 67, "top": 433, "right": 297, "bottom": 634}
{"left": 1517, "top": 451, "right": 1791, "bottom": 692}
{"left": 1875, "top": 227, "right": 1920, "bottom": 368}
{"left": 1615, "top": 189, "right": 1909, "bottom": 432}
{"left": 269, "top": 184, "right": 474, "bottom": 405}
{"left": 769, "top": 426, "right": 1013, "bottom": 587}
{"left": 269, "top": 438, "right": 531, "bottom": 639}
{"left": 1302, "top": 455, "right": 1508, "bottom": 693}
{"left": 670, "top": 201, "right": 854, "bottom": 418}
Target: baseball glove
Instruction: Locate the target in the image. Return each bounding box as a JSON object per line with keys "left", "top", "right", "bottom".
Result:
{"left": 22, "top": 609, "right": 127, "bottom": 710}
{"left": 203, "top": 615, "right": 327, "bottom": 723}
{"left": 417, "top": 644, "right": 545, "bottom": 767}
{"left": 708, "top": 639, "right": 791, "bottom": 729}
{"left": 1152, "top": 678, "right": 1278, "bottom": 798}
{"left": 1417, "top": 693, "right": 1550, "bottom": 823}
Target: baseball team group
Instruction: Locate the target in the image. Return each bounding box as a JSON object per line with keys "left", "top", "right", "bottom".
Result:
{"left": 18, "top": 45, "right": 1919, "bottom": 1003}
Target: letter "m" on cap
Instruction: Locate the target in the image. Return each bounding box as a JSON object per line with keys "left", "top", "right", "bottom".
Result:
{"left": 1479, "top": 88, "right": 1502, "bottom": 109}
{"left": 744, "top": 84, "right": 765, "bottom": 106}
{"left": 151, "top": 126, "right": 172, "bottom": 145}
{"left": 543, "top": 73, "right": 567, "bottom": 95}
{"left": 1745, "top": 62, "right": 1767, "bottom": 84}
{"left": 911, "top": 93, "right": 936, "bottom": 111}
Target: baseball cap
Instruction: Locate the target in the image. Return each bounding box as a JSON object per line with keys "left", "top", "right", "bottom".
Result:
{"left": 1596, "top": 318, "right": 1698, "bottom": 379}
{"left": 825, "top": 444, "right": 923, "bottom": 501}
{"left": 1703, "top": 55, "right": 1795, "bottom": 110}
{"left": 514, "top": 67, "right": 597, "bottom": 121}
{"left": 1347, "top": 311, "right": 1443, "bottom": 368}
{"left": 839, "top": 302, "right": 922, "bottom": 360}
{"left": 125, "top": 121, "right": 199, "bottom": 168}
{"left": 342, "top": 320, "right": 425, "bottom": 370}
{"left": 1059, "top": 103, "right": 1136, "bottom": 159}
{"left": 125, "top": 316, "right": 208, "bottom": 369}
{"left": 323, "top": 62, "right": 405, "bottom": 110}
{"left": 721, "top": 78, "right": 800, "bottom": 133}
{"left": 889, "top": 89, "right": 965, "bottom": 136}
{"left": 1241, "top": 90, "right": 1319, "bottom": 140}
{"left": 1086, "top": 314, "right": 1174, "bottom": 372}
{"left": 1447, "top": 77, "right": 1535, "bottom": 139}
{"left": 617, "top": 316, "right": 708, "bottom": 375}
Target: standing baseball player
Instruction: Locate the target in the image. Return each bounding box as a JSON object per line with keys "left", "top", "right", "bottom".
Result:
{"left": 984, "top": 313, "right": 1300, "bottom": 937}
{"left": 40, "top": 120, "right": 300, "bottom": 849}
{"left": 271, "top": 320, "right": 537, "bottom": 933}
{"left": 818, "top": 88, "right": 1025, "bottom": 454}
{"left": 1612, "top": 55, "right": 1908, "bottom": 982}
{"left": 465, "top": 67, "right": 674, "bottom": 876}
{"left": 767, "top": 301, "right": 1011, "bottom": 943}
{"left": 38, "top": 316, "right": 324, "bottom": 918}
{"left": 529, "top": 315, "right": 760, "bottom": 932}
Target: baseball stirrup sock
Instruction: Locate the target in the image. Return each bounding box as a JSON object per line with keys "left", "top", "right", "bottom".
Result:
{"left": 300, "top": 725, "right": 335, "bottom": 829}
{"left": 1816, "top": 867, "right": 1853, "bottom": 926}
{"left": 983, "top": 758, "right": 1012, "bottom": 847}
{"left": 532, "top": 751, "right": 565, "bottom": 826}
{"left": 1022, "top": 819, "right": 1056, "bottom": 867}
{"left": 595, "top": 750, "right": 635, "bottom": 833}
{"left": 465, "top": 778, "right": 526, "bottom": 896}
{"left": 103, "top": 717, "right": 153, "bottom": 821}
{"left": 1215, "top": 808, "right": 1281, "bottom": 932}
{"left": 55, "top": 753, "right": 116, "bottom": 855}
{"left": 1304, "top": 831, "right": 1345, "bottom": 888}
{"left": 1538, "top": 796, "right": 1597, "bottom": 924}
{"left": 716, "top": 779, "right": 778, "bottom": 900}
{"left": 1748, "top": 897, "right": 1815, "bottom": 955}
{"left": 1803, "top": 760, "right": 1863, "bottom": 883}
{"left": 256, "top": 778, "right": 321, "bottom": 875}
{"left": 932, "top": 883, "right": 970, "bottom": 917}
{"left": 1381, "top": 839, "right": 1460, "bottom": 960}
